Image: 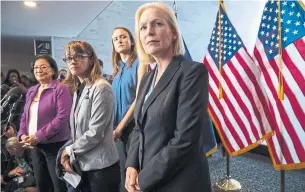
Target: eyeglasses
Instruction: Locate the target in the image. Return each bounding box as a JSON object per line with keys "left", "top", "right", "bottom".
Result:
{"left": 33, "top": 66, "right": 50, "bottom": 71}
{"left": 63, "top": 54, "right": 92, "bottom": 63}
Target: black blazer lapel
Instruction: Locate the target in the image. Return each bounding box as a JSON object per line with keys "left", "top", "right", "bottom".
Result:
{"left": 140, "top": 56, "right": 183, "bottom": 123}
{"left": 134, "top": 69, "right": 155, "bottom": 125}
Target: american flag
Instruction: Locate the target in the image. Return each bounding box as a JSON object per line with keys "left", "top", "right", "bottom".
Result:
{"left": 182, "top": 38, "right": 217, "bottom": 156}
{"left": 253, "top": 0, "right": 305, "bottom": 170}
{"left": 203, "top": 2, "right": 274, "bottom": 156}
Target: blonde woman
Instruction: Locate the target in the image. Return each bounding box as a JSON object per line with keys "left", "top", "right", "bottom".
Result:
{"left": 125, "top": 2, "right": 211, "bottom": 192}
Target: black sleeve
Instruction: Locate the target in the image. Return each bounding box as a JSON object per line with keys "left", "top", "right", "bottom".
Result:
{"left": 2, "top": 155, "right": 16, "bottom": 182}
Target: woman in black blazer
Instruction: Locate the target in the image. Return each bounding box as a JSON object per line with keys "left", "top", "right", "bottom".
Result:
{"left": 125, "top": 2, "right": 212, "bottom": 192}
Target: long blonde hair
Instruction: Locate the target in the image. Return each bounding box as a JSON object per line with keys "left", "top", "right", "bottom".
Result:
{"left": 135, "top": 2, "right": 185, "bottom": 66}
{"left": 111, "top": 27, "right": 137, "bottom": 77}
{"left": 63, "top": 40, "right": 102, "bottom": 93}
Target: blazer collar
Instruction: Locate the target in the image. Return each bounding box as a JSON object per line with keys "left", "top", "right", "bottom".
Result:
{"left": 28, "top": 79, "right": 58, "bottom": 99}
{"left": 138, "top": 55, "right": 183, "bottom": 124}
{"left": 73, "top": 82, "right": 93, "bottom": 116}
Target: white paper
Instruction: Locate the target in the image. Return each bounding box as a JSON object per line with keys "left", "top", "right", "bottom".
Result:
{"left": 63, "top": 172, "right": 81, "bottom": 188}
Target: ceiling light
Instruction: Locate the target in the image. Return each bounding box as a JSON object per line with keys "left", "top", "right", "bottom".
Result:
{"left": 24, "top": 1, "right": 37, "bottom": 7}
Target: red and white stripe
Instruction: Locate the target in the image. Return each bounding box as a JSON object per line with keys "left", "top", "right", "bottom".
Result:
{"left": 253, "top": 37, "right": 305, "bottom": 170}
{"left": 204, "top": 47, "right": 274, "bottom": 155}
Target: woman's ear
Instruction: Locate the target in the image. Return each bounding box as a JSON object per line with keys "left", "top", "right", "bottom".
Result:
{"left": 172, "top": 30, "right": 177, "bottom": 41}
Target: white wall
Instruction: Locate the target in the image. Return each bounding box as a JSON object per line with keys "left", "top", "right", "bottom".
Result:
{"left": 5, "top": 1, "right": 267, "bottom": 76}
{"left": 52, "top": 36, "right": 75, "bottom": 71}
{"left": 53, "top": 1, "right": 266, "bottom": 75}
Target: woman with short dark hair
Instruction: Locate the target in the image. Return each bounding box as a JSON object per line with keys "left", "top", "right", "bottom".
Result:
{"left": 17, "top": 54, "right": 71, "bottom": 192}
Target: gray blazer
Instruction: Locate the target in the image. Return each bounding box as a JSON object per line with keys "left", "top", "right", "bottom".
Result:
{"left": 67, "top": 78, "right": 119, "bottom": 171}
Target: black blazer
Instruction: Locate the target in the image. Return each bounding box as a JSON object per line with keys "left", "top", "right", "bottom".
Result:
{"left": 126, "top": 56, "right": 212, "bottom": 192}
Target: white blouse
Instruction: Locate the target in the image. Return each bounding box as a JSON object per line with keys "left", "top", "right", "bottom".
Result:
{"left": 28, "top": 101, "right": 39, "bottom": 135}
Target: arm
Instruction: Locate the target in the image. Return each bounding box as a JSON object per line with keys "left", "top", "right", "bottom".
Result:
{"left": 35, "top": 85, "right": 72, "bottom": 142}
{"left": 124, "top": 127, "right": 141, "bottom": 191}
{"left": 125, "top": 66, "right": 147, "bottom": 170}
{"left": 2, "top": 156, "right": 17, "bottom": 182}
{"left": 125, "top": 126, "right": 141, "bottom": 169}
{"left": 67, "top": 87, "right": 114, "bottom": 158}
{"left": 138, "top": 64, "right": 209, "bottom": 191}
{"left": 115, "top": 62, "right": 148, "bottom": 132}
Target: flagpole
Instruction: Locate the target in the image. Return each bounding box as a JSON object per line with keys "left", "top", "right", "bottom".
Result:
{"left": 277, "top": 1, "right": 285, "bottom": 191}
{"left": 213, "top": 2, "right": 241, "bottom": 191}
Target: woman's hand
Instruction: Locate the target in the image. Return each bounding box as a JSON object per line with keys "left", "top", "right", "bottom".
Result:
{"left": 60, "top": 150, "right": 74, "bottom": 173}
{"left": 21, "top": 135, "right": 39, "bottom": 146}
{"left": 125, "top": 167, "right": 140, "bottom": 192}
{"left": 113, "top": 127, "right": 123, "bottom": 140}
{"left": 8, "top": 167, "right": 24, "bottom": 177}
{"left": 20, "top": 135, "right": 27, "bottom": 142}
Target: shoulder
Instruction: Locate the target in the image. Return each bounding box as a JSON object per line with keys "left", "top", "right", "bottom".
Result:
{"left": 141, "top": 68, "right": 153, "bottom": 82}
{"left": 25, "top": 84, "right": 38, "bottom": 97}
{"left": 179, "top": 59, "right": 208, "bottom": 75}
{"left": 133, "top": 58, "right": 139, "bottom": 66}
{"left": 90, "top": 79, "right": 114, "bottom": 103}
{"left": 55, "top": 82, "right": 70, "bottom": 93}
{"left": 27, "top": 85, "right": 36, "bottom": 93}
{"left": 131, "top": 58, "right": 140, "bottom": 71}
{"left": 92, "top": 78, "right": 113, "bottom": 93}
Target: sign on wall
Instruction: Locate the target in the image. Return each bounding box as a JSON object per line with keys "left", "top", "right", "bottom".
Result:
{"left": 34, "top": 40, "right": 51, "bottom": 55}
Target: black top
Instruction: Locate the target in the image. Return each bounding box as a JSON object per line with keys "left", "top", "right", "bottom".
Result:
{"left": 74, "top": 81, "right": 86, "bottom": 112}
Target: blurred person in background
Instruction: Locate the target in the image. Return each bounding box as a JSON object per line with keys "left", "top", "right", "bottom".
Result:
{"left": 2, "top": 137, "right": 36, "bottom": 192}
{"left": 2, "top": 69, "right": 28, "bottom": 93}
{"left": 58, "top": 69, "right": 68, "bottom": 83}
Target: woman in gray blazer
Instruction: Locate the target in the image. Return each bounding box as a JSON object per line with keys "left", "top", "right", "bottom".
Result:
{"left": 60, "top": 40, "right": 120, "bottom": 192}
{"left": 125, "top": 2, "right": 211, "bottom": 192}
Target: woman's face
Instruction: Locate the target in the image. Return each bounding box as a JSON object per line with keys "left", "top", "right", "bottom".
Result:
{"left": 65, "top": 49, "right": 92, "bottom": 78}
{"left": 112, "top": 29, "right": 133, "bottom": 54}
{"left": 33, "top": 59, "right": 54, "bottom": 83}
{"left": 9, "top": 72, "right": 19, "bottom": 84}
{"left": 139, "top": 8, "right": 176, "bottom": 58}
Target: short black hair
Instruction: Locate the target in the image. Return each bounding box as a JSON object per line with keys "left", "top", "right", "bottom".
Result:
{"left": 3, "top": 69, "right": 21, "bottom": 86}
{"left": 31, "top": 55, "right": 58, "bottom": 80}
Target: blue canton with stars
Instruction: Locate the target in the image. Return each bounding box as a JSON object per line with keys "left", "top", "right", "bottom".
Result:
{"left": 208, "top": 4, "right": 244, "bottom": 68}
{"left": 258, "top": 0, "right": 305, "bottom": 60}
